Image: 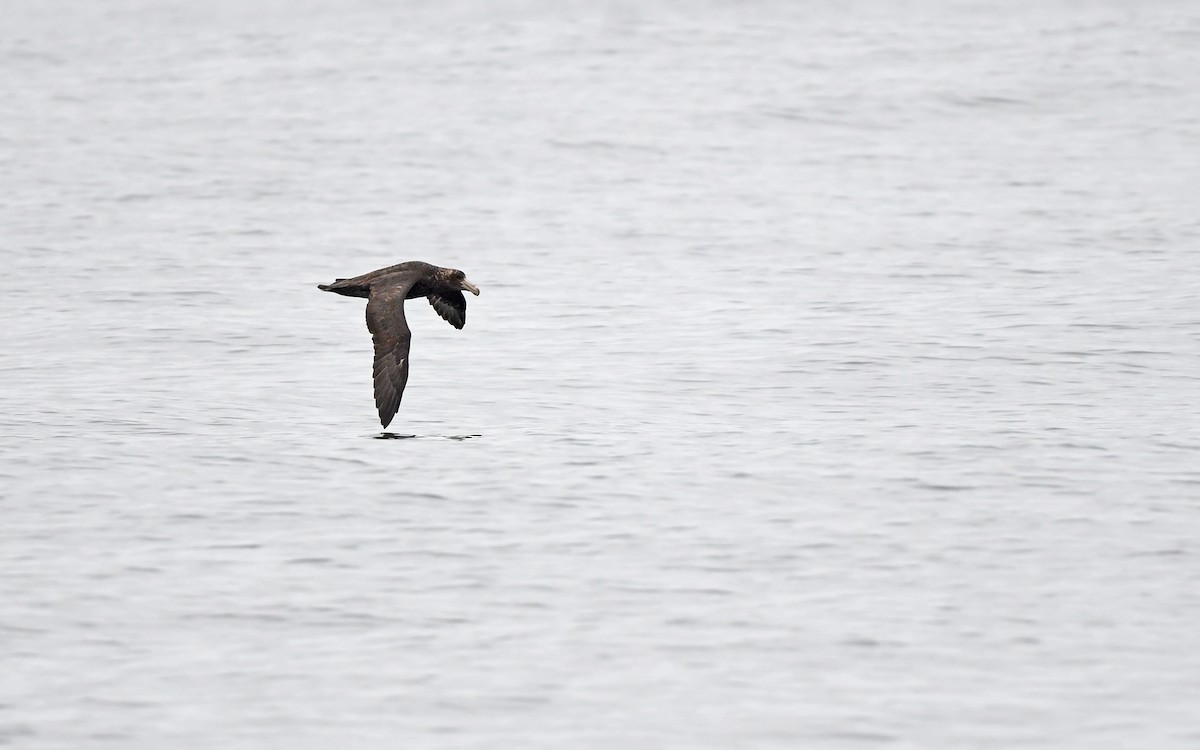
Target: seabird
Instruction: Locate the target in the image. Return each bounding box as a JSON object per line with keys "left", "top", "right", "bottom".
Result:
{"left": 319, "top": 261, "right": 480, "bottom": 428}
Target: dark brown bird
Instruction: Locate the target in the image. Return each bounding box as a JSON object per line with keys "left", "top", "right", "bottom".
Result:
{"left": 319, "top": 261, "right": 480, "bottom": 428}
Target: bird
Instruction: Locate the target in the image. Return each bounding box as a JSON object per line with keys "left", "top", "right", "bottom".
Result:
{"left": 318, "top": 261, "right": 480, "bottom": 428}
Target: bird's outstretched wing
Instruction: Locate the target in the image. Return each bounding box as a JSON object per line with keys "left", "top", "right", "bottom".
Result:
{"left": 366, "top": 285, "right": 413, "bottom": 428}
{"left": 427, "top": 290, "right": 467, "bottom": 329}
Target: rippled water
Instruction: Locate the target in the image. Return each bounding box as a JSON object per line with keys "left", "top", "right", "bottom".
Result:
{"left": 3, "top": 1, "right": 1200, "bottom": 747}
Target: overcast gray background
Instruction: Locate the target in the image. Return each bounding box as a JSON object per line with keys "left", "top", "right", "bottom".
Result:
{"left": 2, "top": 0, "right": 1199, "bottom": 748}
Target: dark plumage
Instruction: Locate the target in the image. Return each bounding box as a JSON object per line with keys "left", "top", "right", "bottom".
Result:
{"left": 318, "top": 261, "right": 480, "bottom": 428}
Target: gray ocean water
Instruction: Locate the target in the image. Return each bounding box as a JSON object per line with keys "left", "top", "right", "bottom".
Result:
{"left": 3, "top": 1, "right": 1200, "bottom": 747}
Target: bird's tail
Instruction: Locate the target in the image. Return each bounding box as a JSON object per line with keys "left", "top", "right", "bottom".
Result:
{"left": 317, "top": 278, "right": 369, "bottom": 297}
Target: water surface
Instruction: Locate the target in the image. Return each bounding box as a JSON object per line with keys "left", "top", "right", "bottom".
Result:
{"left": 2, "top": 1, "right": 1199, "bottom": 747}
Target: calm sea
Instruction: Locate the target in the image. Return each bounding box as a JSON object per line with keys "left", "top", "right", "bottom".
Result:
{"left": 2, "top": 1, "right": 1199, "bottom": 747}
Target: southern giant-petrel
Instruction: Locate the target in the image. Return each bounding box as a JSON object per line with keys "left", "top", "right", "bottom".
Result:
{"left": 319, "top": 261, "right": 480, "bottom": 428}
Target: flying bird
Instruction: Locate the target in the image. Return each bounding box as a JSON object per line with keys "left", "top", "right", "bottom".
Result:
{"left": 319, "top": 261, "right": 480, "bottom": 428}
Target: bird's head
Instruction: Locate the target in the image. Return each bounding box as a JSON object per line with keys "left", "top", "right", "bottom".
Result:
{"left": 445, "top": 268, "right": 480, "bottom": 296}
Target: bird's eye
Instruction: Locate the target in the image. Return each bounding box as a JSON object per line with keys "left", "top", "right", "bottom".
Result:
{"left": 453, "top": 271, "right": 464, "bottom": 279}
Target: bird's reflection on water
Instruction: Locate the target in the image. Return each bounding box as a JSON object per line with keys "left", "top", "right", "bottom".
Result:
{"left": 373, "top": 433, "right": 481, "bottom": 441}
